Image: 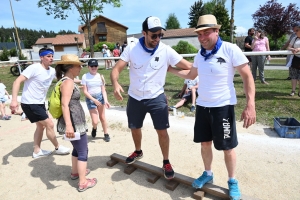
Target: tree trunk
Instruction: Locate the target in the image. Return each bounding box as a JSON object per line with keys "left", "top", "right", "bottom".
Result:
{"left": 87, "top": 22, "right": 94, "bottom": 58}
{"left": 230, "top": 0, "right": 235, "bottom": 43}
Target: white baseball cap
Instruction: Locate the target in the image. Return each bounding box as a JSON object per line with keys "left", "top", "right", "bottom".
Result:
{"left": 142, "top": 16, "right": 166, "bottom": 32}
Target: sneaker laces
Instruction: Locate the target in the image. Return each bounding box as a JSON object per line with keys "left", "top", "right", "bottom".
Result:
{"left": 128, "top": 152, "right": 138, "bottom": 158}
{"left": 164, "top": 163, "right": 173, "bottom": 172}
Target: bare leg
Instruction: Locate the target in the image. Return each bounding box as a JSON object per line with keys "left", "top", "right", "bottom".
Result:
{"left": 78, "top": 160, "right": 87, "bottom": 185}
{"left": 224, "top": 148, "right": 237, "bottom": 178}
{"left": 131, "top": 128, "right": 142, "bottom": 150}
{"left": 174, "top": 99, "right": 186, "bottom": 109}
{"left": 201, "top": 141, "right": 213, "bottom": 170}
{"left": 33, "top": 122, "right": 45, "bottom": 153}
{"left": 71, "top": 156, "right": 78, "bottom": 174}
{"left": 37, "top": 118, "right": 59, "bottom": 149}
{"left": 0, "top": 103, "right": 5, "bottom": 117}
{"left": 89, "top": 109, "right": 99, "bottom": 130}
{"left": 292, "top": 79, "right": 297, "bottom": 92}
{"left": 156, "top": 129, "right": 170, "bottom": 160}
{"left": 97, "top": 105, "right": 108, "bottom": 133}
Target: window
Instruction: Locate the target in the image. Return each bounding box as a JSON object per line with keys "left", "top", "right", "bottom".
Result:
{"left": 99, "top": 35, "right": 107, "bottom": 42}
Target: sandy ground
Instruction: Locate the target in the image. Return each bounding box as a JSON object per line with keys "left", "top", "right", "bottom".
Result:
{"left": 0, "top": 102, "right": 300, "bottom": 200}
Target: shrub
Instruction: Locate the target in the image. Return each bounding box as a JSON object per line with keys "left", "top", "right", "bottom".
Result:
{"left": 9, "top": 48, "right": 18, "bottom": 57}
{"left": 0, "top": 48, "right": 10, "bottom": 61}
{"left": 94, "top": 42, "right": 115, "bottom": 52}
{"left": 172, "top": 41, "right": 198, "bottom": 61}
{"left": 19, "top": 53, "right": 27, "bottom": 60}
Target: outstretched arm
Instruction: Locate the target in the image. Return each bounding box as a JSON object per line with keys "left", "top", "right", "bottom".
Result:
{"left": 110, "top": 59, "right": 127, "bottom": 101}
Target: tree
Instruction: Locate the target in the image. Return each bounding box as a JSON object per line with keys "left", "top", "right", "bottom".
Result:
{"left": 212, "top": 4, "right": 231, "bottom": 42}
{"left": 165, "top": 13, "right": 180, "bottom": 29}
{"left": 203, "top": 0, "right": 226, "bottom": 14}
{"left": 187, "top": 0, "right": 205, "bottom": 28}
{"left": 252, "top": 0, "right": 300, "bottom": 49}
{"left": 37, "top": 0, "right": 121, "bottom": 57}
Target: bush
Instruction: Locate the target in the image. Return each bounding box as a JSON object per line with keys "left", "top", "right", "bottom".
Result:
{"left": 19, "top": 53, "right": 27, "bottom": 60}
{"left": 94, "top": 42, "right": 115, "bottom": 52}
{"left": 0, "top": 48, "right": 10, "bottom": 61}
{"left": 172, "top": 40, "right": 198, "bottom": 54}
{"left": 172, "top": 41, "right": 198, "bottom": 61}
{"left": 9, "top": 48, "right": 18, "bottom": 57}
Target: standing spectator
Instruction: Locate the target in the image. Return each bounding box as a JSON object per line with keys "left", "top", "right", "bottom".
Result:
{"left": 281, "top": 23, "right": 298, "bottom": 80}
{"left": 55, "top": 54, "right": 97, "bottom": 192}
{"left": 102, "top": 44, "right": 112, "bottom": 69}
{"left": 0, "top": 80, "right": 11, "bottom": 120}
{"left": 110, "top": 16, "right": 192, "bottom": 180}
{"left": 112, "top": 46, "right": 121, "bottom": 64}
{"left": 121, "top": 41, "right": 127, "bottom": 53}
{"left": 168, "top": 14, "right": 255, "bottom": 199}
{"left": 287, "top": 23, "right": 300, "bottom": 96}
{"left": 251, "top": 30, "right": 271, "bottom": 85}
{"left": 168, "top": 76, "right": 198, "bottom": 112}
{"left": 81, "top": 59, "right": 111, "bottom": 141}
{"left": 10, "top": 48, "right": 70, "bottom": 158}
{"left": 244, "top": 28, "right": 255, "bottom": 67}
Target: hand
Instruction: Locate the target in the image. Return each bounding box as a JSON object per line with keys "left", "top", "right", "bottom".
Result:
{"left": 93, "top": 99, "right": 101, "bottom": 107}
{"left": 291, "top": 48, "right": 300, "bottom": 55}
{"left": 10, "top": 100, "right": 19, "bottom": 113}
{"left": 105, "top": 102, "right": 111, "bottom": 109}
{"left": 65, "top": 126, "right": 75, "bottom": 138}
{"left": 113, "top": 83, "right": 124, "bottom": 101}
{"left": 240, "top": 105, "right": 256, "bottom": 128}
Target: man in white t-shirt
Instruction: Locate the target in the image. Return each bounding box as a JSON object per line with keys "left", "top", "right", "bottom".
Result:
{"left": 10, "top": 48, "right": 70, "bottom": 159}
{"left": 168, "top": 76, "right": 198, "bottom": 112}
{"left": 169, "top": 15, "right": 256, "bottom": 199}
{"left": 111, "top": 16, "right": 192, "bottom": 180}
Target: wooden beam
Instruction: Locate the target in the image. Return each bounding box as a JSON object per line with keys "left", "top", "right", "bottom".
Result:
{"left": 110, "top": 153, "right": 260, "bottom": 200}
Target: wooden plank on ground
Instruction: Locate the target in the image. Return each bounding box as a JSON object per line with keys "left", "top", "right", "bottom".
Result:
{"left": 124, "top": 165, "right": 137, "bottom": 175}
{"left": 110, "top": 153, "right": 260, "bottom": 200}
{"left": 193, "top": 190, "right": 205, "bottom": 200}
{"left": 165, "top": 180, "right": 180, "bottom": 191}
{"left": 147, "top": 173, "right": 160, "bottom": 184}
{"left": 106, "top": 159, "right": 118, "bottom": 167}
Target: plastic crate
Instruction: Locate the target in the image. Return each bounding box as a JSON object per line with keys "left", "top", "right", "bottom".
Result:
{"left": 273, "top": 117, "right": 300, "bottom": 138}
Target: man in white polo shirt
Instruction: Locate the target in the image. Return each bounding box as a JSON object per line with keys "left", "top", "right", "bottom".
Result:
{"left": 110, "top": 16, "right": 192, "bottom": 179}
{"left": 169, "top": 15, "right": 256, "bottom": 199}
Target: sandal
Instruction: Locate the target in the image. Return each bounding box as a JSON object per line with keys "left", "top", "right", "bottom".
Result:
{"left": 290, "top": 91, "right": 295, "bottom": 96}
{"left": 70, "top": 168, "right": 91, "bottom": 180}
{"left": 78, "top": 178, "right": 97, "bottom": 192}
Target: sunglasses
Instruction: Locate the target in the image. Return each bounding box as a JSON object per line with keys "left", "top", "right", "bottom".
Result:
{"left": 89, "top": 65, "right": 98, "bottom": 68}
{"left": 149, "top": 33, "right": 164, "bottom": 40}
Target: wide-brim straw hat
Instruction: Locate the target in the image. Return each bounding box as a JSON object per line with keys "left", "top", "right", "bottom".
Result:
{"left": 194, "top": 14, "right": 222, "bottom": 32}
{"left": 56, "top": 54, "right": 84, "bottom": 65}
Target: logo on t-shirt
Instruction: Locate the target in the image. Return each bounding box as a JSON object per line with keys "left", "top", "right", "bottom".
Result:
{"left": 217, "top": 57, "right": 226, "bottom": 65}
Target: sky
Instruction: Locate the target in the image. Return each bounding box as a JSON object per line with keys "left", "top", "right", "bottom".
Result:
{"left": 0, "top": 0, "right": 296, "bottom": 37}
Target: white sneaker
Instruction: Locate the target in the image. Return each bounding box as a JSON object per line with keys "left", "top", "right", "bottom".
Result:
{"left": 32, "top": 149, "right": 52, "bottom": 158}
{"left": 21, "top": 113, "right": 27, "bottom": 121}
{"left": 55, "top": 145, "right": 70, "bottom": 155}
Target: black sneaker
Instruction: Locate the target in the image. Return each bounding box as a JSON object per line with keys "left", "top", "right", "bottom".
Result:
{"left": 104, "top": 134, "right": 110, "bottom": 142}
{"left": 162, "top": 163, "right": 175, "bottom": 179}
{"left": 125, "top": 151, "right": 143, "bottom": 164}
{"left": 91, "top": 128, "right": 97, "bottom": 138}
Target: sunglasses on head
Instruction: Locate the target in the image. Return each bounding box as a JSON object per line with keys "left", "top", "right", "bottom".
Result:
{"left": 90, "top": 65, "right": 98, "bottom": 68}
{"left": 149, "top": 33, "right": 164, "bottom": 40}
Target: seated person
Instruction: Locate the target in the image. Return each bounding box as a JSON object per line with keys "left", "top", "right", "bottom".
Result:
{"left": 169, "top": 76, "right": 199, "bottom": 112}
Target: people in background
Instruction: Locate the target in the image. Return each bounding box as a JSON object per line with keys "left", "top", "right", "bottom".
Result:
{"left": 251, "top": 30, "right": 271, "bottom": 85}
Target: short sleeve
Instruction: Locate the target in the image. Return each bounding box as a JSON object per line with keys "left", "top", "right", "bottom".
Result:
{"left": 81, "top": 74, "right": 87, "bottom": 85}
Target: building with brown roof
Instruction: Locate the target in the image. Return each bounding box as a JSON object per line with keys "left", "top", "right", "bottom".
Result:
{"left": 80, "top": 15, "right": 128, "bottom": 46}
{"left": 161, "top": 28, "right": 199, "bottom": 49}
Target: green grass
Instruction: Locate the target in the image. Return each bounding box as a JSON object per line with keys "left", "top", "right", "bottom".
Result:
{"left": 1, "top": 62, "right": 298, "bottom": 127}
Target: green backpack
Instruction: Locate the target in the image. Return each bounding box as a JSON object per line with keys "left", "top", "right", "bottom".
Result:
{"left": 48, "top": 77, "right": 68, "bottom": 119}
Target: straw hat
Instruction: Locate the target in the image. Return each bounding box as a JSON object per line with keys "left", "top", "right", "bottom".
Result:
{"left": 194, "top": 14, "right": 222, "bottom": 32}
{"left": 102, "top": 44, "right": 108, "bottom": 48}
{"left": 56, "top": 54, "right": 84, "bottom": 65}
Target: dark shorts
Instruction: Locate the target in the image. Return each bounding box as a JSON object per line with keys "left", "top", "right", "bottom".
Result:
{"left": 21, "top": 103, "right": 48, "bottom": 123}
{"left": 194, "top": 105, "right": 238, "bottom": 150}
{"left": 85, "top": 93, "right": 105, "bottom": 110}
{"left": 289, "top": 67, "right": 300, "bottom": 80}
{"left": 127, "top": 93, "right": 169, "bottom": 130}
